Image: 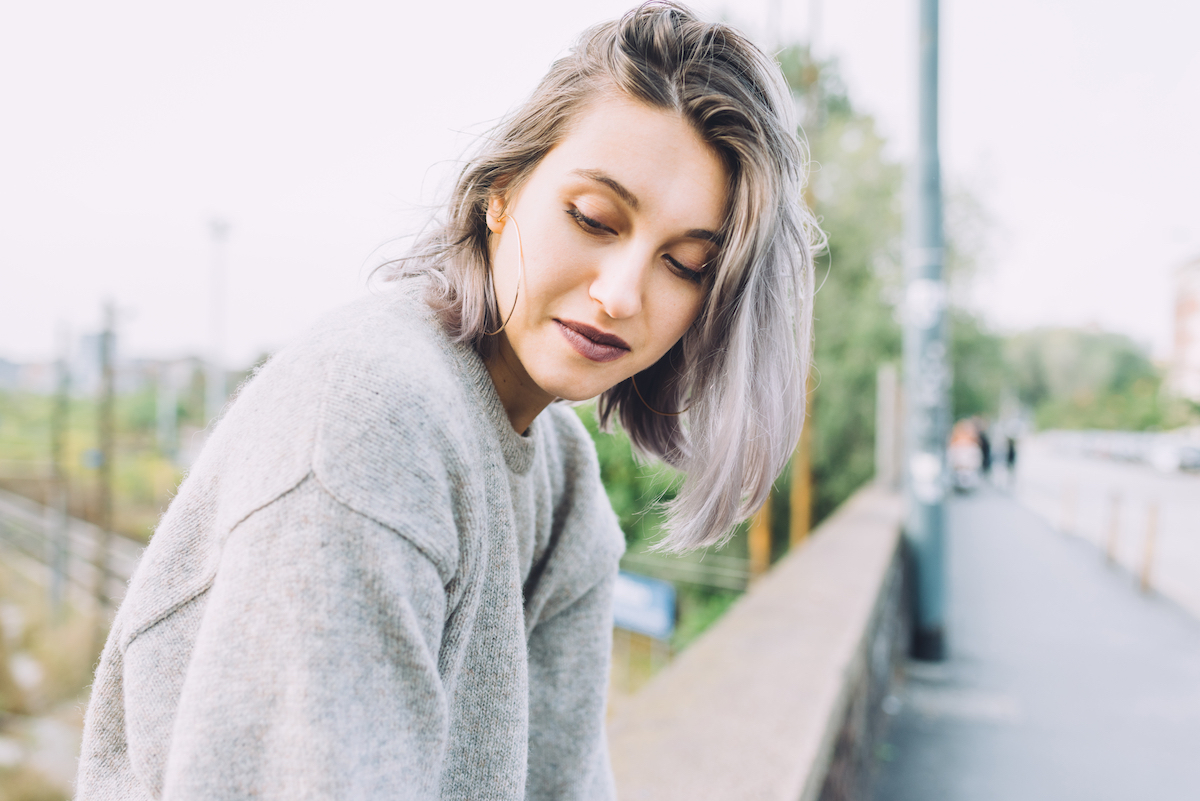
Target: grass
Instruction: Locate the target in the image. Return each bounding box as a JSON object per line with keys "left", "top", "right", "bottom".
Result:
{"left": 0, "top": 561, "right": 103, "bottom": 716}
{"left": 0, "top": 390, "right": 184, "bottom": 542}
{"left": 0, "top": 558, "right": 100, "bottom": 801}
{"left": 0, "top": 766, "right": 68, "bottom": 801}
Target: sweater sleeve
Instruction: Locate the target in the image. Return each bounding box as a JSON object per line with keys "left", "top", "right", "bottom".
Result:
{"left": 524, "top": 571, "right": 618, "bottom": 801}
{"left": 149, "top": 476, "right": 451, "bottom": 801}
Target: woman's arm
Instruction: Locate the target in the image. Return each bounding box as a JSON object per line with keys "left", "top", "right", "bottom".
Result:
{"left": 135, "top": 477, "right": 451, "bottom": 800}
{"left": 525, "top": 571, "right": 617, "bottom": 801}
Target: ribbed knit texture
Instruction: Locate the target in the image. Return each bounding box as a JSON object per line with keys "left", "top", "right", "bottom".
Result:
{"left": 75, "top": 286, "right": 626, "bottom": 800}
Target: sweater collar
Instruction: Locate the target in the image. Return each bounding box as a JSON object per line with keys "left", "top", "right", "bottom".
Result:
{"left": 446, "top": 337, "right": 538, "bottom": 476}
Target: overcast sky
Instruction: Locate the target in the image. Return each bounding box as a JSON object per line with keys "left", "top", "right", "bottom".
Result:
{"left": 2, "top": 0, "right": 1196, "bottom": 366}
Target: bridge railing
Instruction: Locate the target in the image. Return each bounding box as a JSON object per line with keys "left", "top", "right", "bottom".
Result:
{"left": 608, "top": 485, "right": 908, "bottom": 801}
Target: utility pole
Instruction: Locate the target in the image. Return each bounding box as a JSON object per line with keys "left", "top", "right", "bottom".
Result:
{"left": 94, "top": 302, "right": 116, "bottom": 623}
{"left": 904, "top": 0, "right": 950, "bottom": 661}
{"left": 48, "top": 323, "right": 71, "bottom": 619}
{"left": 206, "top": 219, "right": 230, "bottom": 427}
{"left": 808, "top": 0, "right": 822, "bottom": 59}
{"left": 157, "top": 362, "right": 179, "bottom": 459}
{"left": 766, "top": 0, "right": 783, "bottom": 52}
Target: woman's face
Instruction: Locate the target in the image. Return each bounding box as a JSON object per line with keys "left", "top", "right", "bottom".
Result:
{"left": 486, "top": 93, "right": 728, "bottom": 409}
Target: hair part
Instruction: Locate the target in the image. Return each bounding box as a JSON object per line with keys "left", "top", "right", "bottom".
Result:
{"left": 386, "top": 1, "right": 818, "bottom": 552}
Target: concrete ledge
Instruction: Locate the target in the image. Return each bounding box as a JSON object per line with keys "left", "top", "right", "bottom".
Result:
{"left": 608, "top": 485, "right": 905, "bottom": 801}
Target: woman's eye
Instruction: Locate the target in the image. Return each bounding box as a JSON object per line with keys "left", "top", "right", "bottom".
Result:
{"left": 566, "top": 207, "right": 614, "bottom": 234}
{"left": 665, "top": 254, "right": 705, "bottom": 284}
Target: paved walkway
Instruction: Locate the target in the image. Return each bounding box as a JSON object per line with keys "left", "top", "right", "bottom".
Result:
{"left": 872, "top": 486, "right": 1200, "bottom": 801}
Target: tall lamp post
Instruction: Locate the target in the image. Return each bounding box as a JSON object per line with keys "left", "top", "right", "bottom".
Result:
{"left": 904, "top": 0, "right": 950, "bottom": 661}
{"left": 206, "top": 219, "right": 230, "bottom": 427}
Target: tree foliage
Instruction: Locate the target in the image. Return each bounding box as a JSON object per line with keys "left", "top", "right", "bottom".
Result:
{"left": 779, "top": 46, "right": 904, "bottom": 523}
{"left": 1007, "top": 328, "right": 1192, "bottom": 431}
{"left": 950, "top": 309, "right": 1007, "bottom": 420}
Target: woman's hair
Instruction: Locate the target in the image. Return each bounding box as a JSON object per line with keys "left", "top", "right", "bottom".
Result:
{"left": 388, "top": 1, "right": 818, "bottom": 551}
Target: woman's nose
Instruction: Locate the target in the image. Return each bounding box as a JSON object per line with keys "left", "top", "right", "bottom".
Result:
{"left": 589, "top": 249, "right": 648, "bottom": 320}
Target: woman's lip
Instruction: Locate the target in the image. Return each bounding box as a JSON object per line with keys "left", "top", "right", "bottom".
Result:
{"left": 555, "top": 319, "right": 630, "bottom": 363}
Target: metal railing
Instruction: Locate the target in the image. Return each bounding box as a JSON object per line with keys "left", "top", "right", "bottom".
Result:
{"left": 0, "top": 488, "right": 143, "bottom": 611}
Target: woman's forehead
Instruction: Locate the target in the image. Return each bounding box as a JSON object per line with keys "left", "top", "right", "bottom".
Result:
{"left": 533, "top": 95, "right": 728, "bottom": 231}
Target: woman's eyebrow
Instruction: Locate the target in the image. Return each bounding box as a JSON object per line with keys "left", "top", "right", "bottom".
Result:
{"left": 683, "top": 228, "right": 721, "bottom": 244}
{"left": 571, "top": 168, "right": 721, "bottom": 244}
{"left": 572, "top": 168, "right": 640, "bottom": 211}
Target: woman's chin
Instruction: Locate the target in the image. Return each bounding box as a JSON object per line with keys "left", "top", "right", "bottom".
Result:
{"left": 532, "top": 370, "right": 623, "bottom": 405}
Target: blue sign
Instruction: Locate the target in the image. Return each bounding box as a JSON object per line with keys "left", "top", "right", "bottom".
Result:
{"left": 614, "top": 570, "right": 676, "bottom": 640}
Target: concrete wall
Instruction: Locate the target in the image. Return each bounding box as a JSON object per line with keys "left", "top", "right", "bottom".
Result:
{"left": 608, "top": 486, "right": 907, "bottom": 801}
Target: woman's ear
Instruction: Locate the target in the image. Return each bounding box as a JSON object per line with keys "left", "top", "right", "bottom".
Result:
{"left": 485, "top": 194, "right": 508, "bottom": 234}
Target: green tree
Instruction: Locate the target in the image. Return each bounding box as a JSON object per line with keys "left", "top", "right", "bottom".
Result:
{"left": 950, "top": 309, "right": 1007, "bottom": 420}
{"left": 779, "top": 46, "right": 904, "bottom": 522}
{"left": 1006, "top": 328, "right": 1192, "bottom": 430}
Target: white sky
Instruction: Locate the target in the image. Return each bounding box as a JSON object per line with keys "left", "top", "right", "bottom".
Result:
{"left": 2, "top": 0, "right": 1197, "bottom": 366}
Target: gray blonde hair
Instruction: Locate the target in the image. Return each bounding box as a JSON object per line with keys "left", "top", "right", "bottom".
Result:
{"left": 389, "top": 2, "right": 817, "bottom": 551}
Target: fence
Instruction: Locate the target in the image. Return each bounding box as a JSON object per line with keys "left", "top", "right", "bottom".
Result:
{"left": 0, "top": 488, "right": 141, "bottom": 614}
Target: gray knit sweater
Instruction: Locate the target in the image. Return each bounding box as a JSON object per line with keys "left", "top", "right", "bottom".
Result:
{"left": 75, "top": 287, "right": 626, "bottom": 800}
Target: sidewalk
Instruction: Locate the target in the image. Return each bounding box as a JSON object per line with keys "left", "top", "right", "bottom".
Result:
{"left": 871, "top": 486, "right": 1200, "bottom": 800}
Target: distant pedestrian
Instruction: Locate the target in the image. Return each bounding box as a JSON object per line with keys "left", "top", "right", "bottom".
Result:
{"left": 1006, "top": 437, "right": 1017, "bottom": 471}
{"left": 978, "top": 423, "right": 992, "bottom": 476}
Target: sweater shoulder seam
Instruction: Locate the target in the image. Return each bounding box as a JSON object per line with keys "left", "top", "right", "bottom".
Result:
{"left": 118, "top": 470, "right": 316, "bottom": 652}
{"left": 310, "top": 471, "right": 456, "bottom": 583}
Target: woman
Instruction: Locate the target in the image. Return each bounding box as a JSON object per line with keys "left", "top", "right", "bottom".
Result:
{"left": 76, "top": 3, "right": 815, "bottom": 799}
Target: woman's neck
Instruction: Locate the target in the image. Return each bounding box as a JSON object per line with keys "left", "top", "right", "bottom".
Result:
{"left": 483, "top": 336, "right": 556, "bottom": 435}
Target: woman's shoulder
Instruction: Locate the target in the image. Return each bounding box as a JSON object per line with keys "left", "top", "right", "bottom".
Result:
{"left": 291, "top": 285, "right": 461, "bottom": 392}
{"left": 120, "top": 291, "right": 487, "bottom": 643}
{"left": 260, "top": 284, "right": 477, "bottom": 413}
{"left": 219, "top": 286, "right": 470, "bottom": 448}
{"left": 194, "top": 287, "right": 490, "bottom": 552}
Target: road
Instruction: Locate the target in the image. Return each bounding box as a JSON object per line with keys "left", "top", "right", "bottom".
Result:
{"left": 872, "top": 486, "right": 1200, "bottom": 801}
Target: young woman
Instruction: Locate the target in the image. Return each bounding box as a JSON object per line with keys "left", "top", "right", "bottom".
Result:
{"left": 76, "top": 3, "right": 816, "bottom": 799}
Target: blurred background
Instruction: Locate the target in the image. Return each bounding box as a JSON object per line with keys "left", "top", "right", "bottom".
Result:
{"left": 1, "top": 0, "right": 1198, "bottom": 798}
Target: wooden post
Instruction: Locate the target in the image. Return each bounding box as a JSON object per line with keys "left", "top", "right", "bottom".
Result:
{"left": 612, "top": 627, "right": 632, "bottom": 696}
{"left": 1140, "top": 501, "right": 1159, "bottom": 593}
{"left": 790, "top": 372, "right": 814, "bottom": 548}
{"left": 790, "top": 430, "right": 812, "bottom": 549}
{"left": 875, "top": 363, "right": 900, "bottom": 489}
{"left": 748, "top": 498, "right": 772, "bottom": 582}
{"left": 1059, "top": 483, "right": 1076, "bottom": 536}
{"left": 1105, "top": 492, "right": 1121, "bottom": 565}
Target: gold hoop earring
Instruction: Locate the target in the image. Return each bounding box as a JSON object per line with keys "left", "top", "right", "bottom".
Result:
{"left": 631, "top": 374, "right": 691, "bottom": 417}
{"left": 484, "top": 214, "right": 525, "bottom": 337}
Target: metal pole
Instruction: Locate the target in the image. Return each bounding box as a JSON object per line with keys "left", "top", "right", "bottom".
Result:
{"left": 157, "top": 361, "right": 179, "bottom": 459}
{"left": 766, "top": 0, "right": 782, "bottom": 52}
{"left": 808, "top": 0, "right": 822, "bottom": 58}
{"left": 903, "top": 0, "right": 949, "bottom": 661}
{"left": 206, "top": 219, "right": 230, "bottom": 427}
{"left": 48, "top": 323, "right": 71, "bottom": 619}
{"left": 95, "top": 302, "right": 116, "bottom": 619}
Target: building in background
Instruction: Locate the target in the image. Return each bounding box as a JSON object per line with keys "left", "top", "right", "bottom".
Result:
{"left": 1172, "top": 257, "right": 1200, "bottom": 402}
